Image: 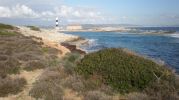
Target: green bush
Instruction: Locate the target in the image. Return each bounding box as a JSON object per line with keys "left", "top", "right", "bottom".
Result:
{"left": 27, "top": 26, "right": 40, "bottom": 31}
{"left": 62, "top": 53, "right": 81, "bottom": 74}
{"left": 75, "top": 48, "right": 174, "bottom": 93}
{"left": 63, "top": 53, "right": 81, "bottom": 63}
{"left": 0, "top": 23, "right": 15, "bottom": 30}
{"left": 0, "top": 23, "right": 18, "bottom": 36}
{"left": 0, "top": 30, "right": 17, "bottom": 36}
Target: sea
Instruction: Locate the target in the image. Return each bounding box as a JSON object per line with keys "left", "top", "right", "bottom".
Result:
{"left": 64, "top": 27, "right": 179, "bottom": 73}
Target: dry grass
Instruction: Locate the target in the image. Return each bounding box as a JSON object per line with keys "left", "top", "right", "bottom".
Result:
{"left": 0, "top": 55, "right": 8, "bottom": 61}
{"left": 42, "top": 47, "right": 60, "bottom": 54}
{"left": 29, "top": 67, "right": 66, "bottom": 100}
{"left": 40, "top": 67, "right": 68, "bottom": 80}
{"left": 0, "top": 57, "right": 21, "bottom": 77}
{"left": 0, "top": 23, "right": 65, "bottom": 99}
{"left": 83, "top": 91, "right": 112, "bottom": 100}
{"left": 126, "top": 92, "right": 149, "bottom": 100}
{"left": 0, "top": 76, "right": 27, "bottom": 97}
{"left": 24, "top": 60, "right": 47, "bottom": 71}
{"left": 30, "top": 79, "right": 64, "bottom": 100}
{"left": 17, "top": 53, "right": 40, "bottom": 62}
{"left": 62, "top": 75, "right": 85, "bottom": 93}
{"left": 143, "top": 78, "right": 178, "bottom": 100}
{"left": 0, "top": 26, "right": 60, "bottom": 72}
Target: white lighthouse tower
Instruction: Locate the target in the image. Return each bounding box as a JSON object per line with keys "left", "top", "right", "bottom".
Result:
{"left": 55, "top": 17, "right": 59, "bottom": 30}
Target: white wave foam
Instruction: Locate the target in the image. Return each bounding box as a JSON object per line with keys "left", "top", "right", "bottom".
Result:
{"left": 79, "top": 39, "right": 98, "bottom": 52}
{"left": 87, "top": 39, "right": 98, "bottom": 46}
{"left": 169, "top": 33, "right": 179, "bottom": 38}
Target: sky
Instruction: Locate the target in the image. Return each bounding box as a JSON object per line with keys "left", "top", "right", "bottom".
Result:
{"left": 0, "top": 0, "right": 179, "bottom": 26}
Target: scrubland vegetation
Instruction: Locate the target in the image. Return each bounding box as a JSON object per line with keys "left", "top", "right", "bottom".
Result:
{"left": 75, "top": 48, "right": 178, "bottom": 100}
{"left": 76, "top": 48, "right": 174, "bottom": 92}
{"left": 27, "top": 26, "right": 41, "bottom": 31}
{"left": 0, "top": 23, "right": 61, "bottom": 97}
{"left": 0, "top": 23, "right": 16, "bottom": 30}
{"left": 29, "top": 48, "right": 179, "bottom": 100}
{"left": 0, "top": 23, "right": 179, "bottom": 100}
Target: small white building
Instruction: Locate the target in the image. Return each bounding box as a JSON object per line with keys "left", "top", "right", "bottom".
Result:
{"left": 66, "top": 25, "right": 82, "bottom": 30}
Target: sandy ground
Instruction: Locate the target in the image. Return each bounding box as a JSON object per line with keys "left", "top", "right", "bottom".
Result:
{"left": 18, "top": 26, "right": 78, "bottom": 43}
{"left": 18, "top": 26, "right": 81, "bottom": 56}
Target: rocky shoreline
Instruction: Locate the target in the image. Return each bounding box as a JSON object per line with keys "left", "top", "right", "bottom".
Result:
{"left": 61, "top": 42, "right": 86, "bottom": 55}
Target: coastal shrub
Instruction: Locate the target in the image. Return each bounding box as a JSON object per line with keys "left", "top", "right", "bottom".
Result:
{"left": 75, "top": 48, "right": 174, "bottom": 93}
{"left": 0, "top": 23, "right": 15, "bottom": 30}
{"left": 43, "top": 67, "right": 68, "bottom": 80}
{"left": 17, "top": 53, "right": 40, "bottom": 61}
{"left": 62, "top": 75, "right": 85, "bottom": 92}
{"left": 63, "top": 61, "right": 76, "bottom": 75}
{"left": 144, "top": 80, "right": 177, "bottom": 100}
{"left": 42, "top": 47, "right": 60, "bottom": 54}
{"left": 27, "top": 26, "right": 40, "bottom": 31}
{"left": 83, "top": 90, "right": 112, "bottom": 100}
{"left": 47, "top": 58, "right": 62, "bottom": 67}
{"left": 0, "top": 57, "right": 21, "bottom": 76}
{"left": 24, "top": 60, "right": 46, "bottom": 71}
{"left": 62, "top": 75, "right": 113, "bottom": 94}
{"left": 99, "top": 85, "right": 114, "bottom": 95}
{"left": 63, "top": 53, "right": 81, "bottom": 63}
{"left": 0, "top": 55, "right": 8, "bottom": 61}
{"left": 175, "top": 75, "right": 179, "bottom": 90}
{"left": 81, "top": 75, "right": 104, "bottom": 92}
{"left": 0, "top": 30, "right": 18, "bottom": 36}
{"left": 29, "top": 79, "right": 63, "bottom": 100}
{"left": 14, "top": 40, "right": 43, "bottom": 53}
{"left": 0, "top": 23, "right": 18, "bottom": 36}
{"left": 29, "top": 67, "right": 66, "bottom": 100}
{"left": 48, "top": 54, "right": 59, "bottom": 60}
{"left": 0, "top": 77, "right": 27, "bottom": 97}
{"left": 42, "top": 47, "right": 49, "bottom": 53}
{"left": 41, "top": 47, "right": 61, "bottom": 62}
{"left": 126, "top": 92, "right": 149, "bottom": 100}
{"left": 62, "top": 53, "right": 81, "bottom": 74}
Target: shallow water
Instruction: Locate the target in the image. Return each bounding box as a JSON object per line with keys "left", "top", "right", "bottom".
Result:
{"left": 65, "top": 31, "right": 179, "bottom": 72}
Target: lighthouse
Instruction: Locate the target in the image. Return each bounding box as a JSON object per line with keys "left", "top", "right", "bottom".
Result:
{"left": 55, "top": 17, "right": 59, "bottom": 30}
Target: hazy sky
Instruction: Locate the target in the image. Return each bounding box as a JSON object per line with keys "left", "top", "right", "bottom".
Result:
{"left": 0, "top": 0, "right": 179, "bottom": 26}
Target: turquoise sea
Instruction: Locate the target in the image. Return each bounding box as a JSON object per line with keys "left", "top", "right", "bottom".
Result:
{"left": 65, "top": 27, "right": 179, "bottom": 72}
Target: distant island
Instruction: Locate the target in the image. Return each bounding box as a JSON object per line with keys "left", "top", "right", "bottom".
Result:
{"left": 60, "top": 24, "right": 177, "bottom": 34}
